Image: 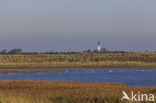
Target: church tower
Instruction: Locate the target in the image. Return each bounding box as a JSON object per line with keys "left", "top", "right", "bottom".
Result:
{"left": 97, "top": 41, "right": 101, "bottom": 52}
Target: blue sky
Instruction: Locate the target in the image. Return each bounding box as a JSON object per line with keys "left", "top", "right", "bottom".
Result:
{"left": 0, "top": 0, "right": 156, "bottom": 52}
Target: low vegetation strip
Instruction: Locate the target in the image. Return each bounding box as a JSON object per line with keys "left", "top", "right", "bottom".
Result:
{"left": 0, "top": 52, "right": 156, "bottom": 68}
{"left": 0, "top": 80, "right": 155, "bottom": 103}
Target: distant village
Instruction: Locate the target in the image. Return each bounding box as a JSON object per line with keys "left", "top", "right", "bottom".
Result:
{"left": 0, "top": 41, "right": 128, "bottom": 54}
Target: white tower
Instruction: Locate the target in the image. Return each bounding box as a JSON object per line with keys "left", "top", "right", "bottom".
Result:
{"left": 97, "top": 41, "right": 101, "bottom": 52}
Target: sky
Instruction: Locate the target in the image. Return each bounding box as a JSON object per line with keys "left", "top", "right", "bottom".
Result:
{"left": 0, "top": 0, "right": 156, "bottom": 52}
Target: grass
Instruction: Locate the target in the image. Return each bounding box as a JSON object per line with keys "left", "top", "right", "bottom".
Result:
{"left": 0, "top": 80, "right": 155, "bottom": 103}
{"left": 0, "top": 52, "right": 156, "bottom": 68}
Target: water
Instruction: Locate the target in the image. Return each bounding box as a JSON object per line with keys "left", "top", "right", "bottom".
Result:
{"left": 0, "top": 68, "right": 156, "bottom": 86}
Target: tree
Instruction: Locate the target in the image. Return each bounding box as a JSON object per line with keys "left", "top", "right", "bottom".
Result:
{"left": 8, "top": 49, "right": 23, "bottom": 54}
{"left": 86, "top": 49, "right": 91, "bottom": 53}
{"left": 0, "top": 50, "right": 7, "bottom": 54}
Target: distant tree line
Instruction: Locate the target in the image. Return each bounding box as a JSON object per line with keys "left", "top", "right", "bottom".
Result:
{"left": 0, "top": 49, "right": 79, "bottom": 54}
{"left": 0, "top": 48, "right": 127, "bottom": 54}
{"left": 0, "top": 49, "right": 23, "bottom": 54}
{"left": 84, "top": 48, "right": 126, "bottom": 53}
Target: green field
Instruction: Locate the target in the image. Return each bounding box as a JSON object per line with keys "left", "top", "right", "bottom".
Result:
{"left": 0, "top": 80, "right": 155, "bottom": 103}
{"left": 0, "top": 52, "right": 156, "bottom": 68}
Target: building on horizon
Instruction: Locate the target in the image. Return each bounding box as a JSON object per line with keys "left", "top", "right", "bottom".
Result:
{"left": 97, "top": 41, "right": 101, "bottom": 52}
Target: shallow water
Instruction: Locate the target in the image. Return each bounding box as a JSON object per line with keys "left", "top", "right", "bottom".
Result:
{"left": 0, "top": 68, "right": 156, "bottom": 86}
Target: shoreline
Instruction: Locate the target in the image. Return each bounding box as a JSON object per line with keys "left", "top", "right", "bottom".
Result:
{"left": 0, "top": 65, "right": 156, "bottom": 69}
{"left": 0, "top": 68, "right": 156, "bottom": 74}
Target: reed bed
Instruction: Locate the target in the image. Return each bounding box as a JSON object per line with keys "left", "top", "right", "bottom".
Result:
{"left": 0, "top": 52, "right": 156, "bottom": 68}
{"left": 0, "top": 80, "right": 155, "bottom": 103}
